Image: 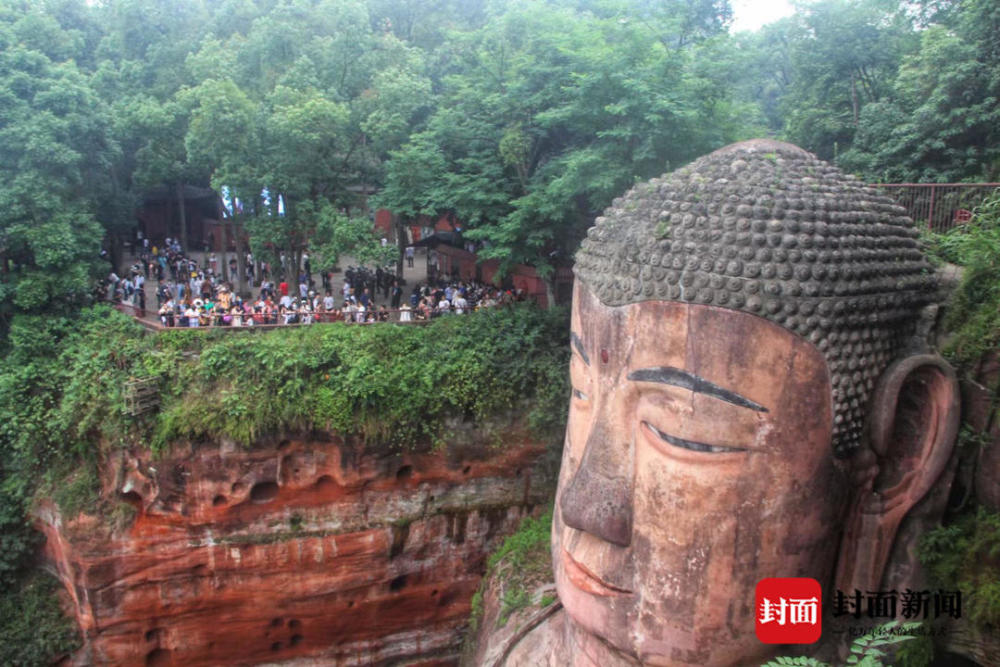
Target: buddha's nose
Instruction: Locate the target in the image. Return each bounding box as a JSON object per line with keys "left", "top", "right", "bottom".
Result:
{"left": 559, "top": 418, "right": 633, "bottom": 547}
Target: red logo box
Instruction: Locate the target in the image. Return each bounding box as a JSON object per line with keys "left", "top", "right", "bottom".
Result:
{"left": 755, "top": 577, "right": 822, "bottom": 644}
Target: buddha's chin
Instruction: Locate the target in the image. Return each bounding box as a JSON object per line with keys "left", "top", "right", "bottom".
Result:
{"left": 556, "top": 566, "right": 771, "bottom": 667}
{"left": 554, "top": 563, "right": 635, "bottom": 659}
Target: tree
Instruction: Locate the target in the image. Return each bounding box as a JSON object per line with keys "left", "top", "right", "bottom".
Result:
{"left": 0, "top": 29, "right": 114, "bottom": 326}
{"left": 839, "top": 0, "right": 1000, "bottom": 181}
{"left": 185, "top": 77, "right": 261, "bottom": 294}
{"left": 379, "top": 0, "right": 745, "bottom": 301}
{"left": 779, "top": 0, "right": 916, "bottom": 161}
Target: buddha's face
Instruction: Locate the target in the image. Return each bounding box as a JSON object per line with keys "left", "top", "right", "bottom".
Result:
{"left": 554, "top": 283, "right": 849, "bottom": 665}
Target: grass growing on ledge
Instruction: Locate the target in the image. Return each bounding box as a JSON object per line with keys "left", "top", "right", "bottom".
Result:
{"left": 470, "top": 507, "right": 554, "bottom": 631}
{"left": 0, "top": 304, "right": 569, "bottom": 529}
{"left": 922, "top": 193, "right": 1000, "bottom": 367}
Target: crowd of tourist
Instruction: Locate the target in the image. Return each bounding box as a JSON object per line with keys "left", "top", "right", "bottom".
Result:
{"left": 106, "top": 238, "right": 527, "bottom": 329}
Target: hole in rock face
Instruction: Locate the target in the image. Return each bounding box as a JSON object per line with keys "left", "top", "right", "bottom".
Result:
{"left": 250, "top": 481, "right": 279, "bottom": 503}
{"left": 120, "top": 490, "right": 142, "bottom": 507}
{"left": 231, "top": 481, "right": 245, "bottom": 494}
{"left": 288, "top": 619, "right": 302, "bottom": 630}
{"left": 212, "top": 495, "right": 226, "bottom": 507}
{"left": 389, "top": 574, "right": 408, "bottom": 592}
{"left": 290, "top": 635, "right": 303, "bottom": 647}
{"left": 270, "top": 617, "right": 283, "bottom": 627}
{"left": 191, "top": 564, "right": 208, "bottom": 575}
{"left": 279, "top": 454, "right": 298, "bottom": 485}
{"left": 271, "top": 642, "right": 282, "bottom": 652}
{"left": 515, "top": 468, "right": 522, "bottom": 477}
{"left": 396, "top": 465, "right": 413, "bottom": 481}
{"left": 146, "top": 649, "right": 171, "bottom": 667}
{"left": 462, "top": 466, "right": 471, "bottom": 475}
{"left": 144, "top": 628, "right": 162, "bottom": 642}
{"left": 347, "top": 600, "right": 354, "bottom": 608}
{"left": 314, "top": 475, "right": 336, "bottom": 491}
{"left": 431, "top": 589, "right": 439, "bottom": 597}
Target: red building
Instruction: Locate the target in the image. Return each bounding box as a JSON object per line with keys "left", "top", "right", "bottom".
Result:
{"left": 377, "top": 208, "right": 574, "bottom": 307}
{"left": 136, "top": 185, "right": 228, "bottom": 251}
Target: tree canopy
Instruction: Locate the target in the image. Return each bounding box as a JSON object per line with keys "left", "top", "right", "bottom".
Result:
{"left": 1, "top": 0, "right": 996, "bottom": 326}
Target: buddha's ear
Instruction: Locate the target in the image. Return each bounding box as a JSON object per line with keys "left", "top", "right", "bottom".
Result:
{"left": 834, "top": 354, "right": 960, "bottom": 593}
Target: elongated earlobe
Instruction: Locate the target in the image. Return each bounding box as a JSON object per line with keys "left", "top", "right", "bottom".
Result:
{"left": 835, "top": 354, "right": 960, "bottom": 593}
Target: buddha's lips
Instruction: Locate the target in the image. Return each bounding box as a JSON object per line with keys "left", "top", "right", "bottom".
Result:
{"left": 562, "top": 550, "right": 633, "bottom": 596}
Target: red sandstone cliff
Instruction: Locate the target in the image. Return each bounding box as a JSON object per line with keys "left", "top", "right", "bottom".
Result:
{"left": 38, "top": 429, "right": 555, "bottom": 666}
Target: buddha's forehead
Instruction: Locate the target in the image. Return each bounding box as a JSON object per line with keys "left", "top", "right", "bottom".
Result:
{"left": 571, "top": 282, "right": 833, "bottom": 436}
{"left": 572, "top": 139, "right": 936, "bottom": 457}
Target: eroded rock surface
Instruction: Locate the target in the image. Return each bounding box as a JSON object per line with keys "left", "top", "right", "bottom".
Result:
{"left": 39, "top": 431, "right": 555, "bottom": 666}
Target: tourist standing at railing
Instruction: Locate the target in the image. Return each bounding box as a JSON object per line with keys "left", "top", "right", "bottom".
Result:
{"left": 390, "top": 281, "right": 402, "bottom": 309}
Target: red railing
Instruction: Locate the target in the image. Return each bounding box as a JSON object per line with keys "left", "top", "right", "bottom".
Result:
{"left": 114, "top": 301, "right": 467, "bottom": 331}
{"left": 869, "top": 183, "right": 1000, "bottom": 233}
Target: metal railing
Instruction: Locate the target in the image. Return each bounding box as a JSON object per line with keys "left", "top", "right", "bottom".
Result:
{"left": 113, "top": 302, "right": 485, "bottom": 332}
{"left": 869, "top": 183, "right": 1000, "bottom": 233}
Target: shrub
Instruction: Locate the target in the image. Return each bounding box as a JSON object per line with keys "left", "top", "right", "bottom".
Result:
{"left": 933, "top": 193, "right": 1000, "bottom": 365}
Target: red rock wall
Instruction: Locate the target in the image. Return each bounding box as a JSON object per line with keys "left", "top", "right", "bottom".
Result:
{"left": 38, "top": 431, "right": 555, "bottom": 666}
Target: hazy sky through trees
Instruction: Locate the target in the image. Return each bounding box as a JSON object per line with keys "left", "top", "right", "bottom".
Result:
{"left": 731, "top": 0, "right": 795, "bottom": 31}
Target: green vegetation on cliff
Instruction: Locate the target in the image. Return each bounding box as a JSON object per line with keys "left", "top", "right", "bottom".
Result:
{"left": 920, "top": 508, "right": 1000, "bottom": 630}
{"left": 0, "top": 304, "right": 568, "bottom": 663}
{"left": 0, "top": 304, "right": 569, "bottom": 576}
{"left": 0, "top": 575, "right": 80, "bottom": 665}
{"left": 469, "top": 507, "right": 554, "bottom": 633}
{"left": 0, "top": 304, "right": 568, "bottom": 662}
{"left": 930, "top": 193, "right": 1000, "bottom": 366}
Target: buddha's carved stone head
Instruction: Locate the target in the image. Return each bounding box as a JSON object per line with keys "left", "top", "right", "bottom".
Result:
{"left": 554, "top": 140, "right": 960, "bottom": 665}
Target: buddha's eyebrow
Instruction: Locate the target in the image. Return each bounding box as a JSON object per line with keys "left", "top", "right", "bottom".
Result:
{"left": 571, "top": 332, "right": 590, "bottom": 366}
{"left": 627, "top": 367, "right": 768, "bottom": 413}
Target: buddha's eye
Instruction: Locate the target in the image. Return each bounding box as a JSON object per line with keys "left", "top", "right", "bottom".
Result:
{"left": 643, "top": 421, "right": 745, "bottom": 454}
{"left": 572, "top": 388, "right": 588, "bottom": 401}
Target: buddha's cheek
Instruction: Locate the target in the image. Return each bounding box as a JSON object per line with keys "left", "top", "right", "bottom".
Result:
{"left": 632, "top": 450, "right": 765, "bottom": 638}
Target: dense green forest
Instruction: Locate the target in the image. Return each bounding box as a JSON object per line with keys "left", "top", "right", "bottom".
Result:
{"left": 1, "top": 0, "right": 999, "bottom": 661}
{"left": 1, "top": 0, "right": 998, "bottom": 326}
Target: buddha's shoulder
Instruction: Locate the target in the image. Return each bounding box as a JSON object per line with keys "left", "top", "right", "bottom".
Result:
{"left": 488, "top": 604, "right": 571, "bottom": 667}
{"left": 497, "top": 605, "right": 568, "bottom": 667}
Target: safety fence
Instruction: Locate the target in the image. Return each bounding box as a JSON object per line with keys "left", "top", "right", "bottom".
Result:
{"left": 870, "top": 183, "right": 1000, "bottom": 233}
{"left": 114, "top": 301, "right": 463, "bottom": 332}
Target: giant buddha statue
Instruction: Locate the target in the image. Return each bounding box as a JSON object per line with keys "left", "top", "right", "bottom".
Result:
{"left": 497, "top": 140, "right": 961, "bottom": 666}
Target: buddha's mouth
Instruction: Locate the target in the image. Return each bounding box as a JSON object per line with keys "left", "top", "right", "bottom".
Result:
{"left": 562, "top": 549, "right": 633, "bottom": 596}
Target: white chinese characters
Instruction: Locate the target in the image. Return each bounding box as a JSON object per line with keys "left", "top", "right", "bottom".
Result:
{"left": 759, "top": 597, "right": 819, "bottom": 626}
